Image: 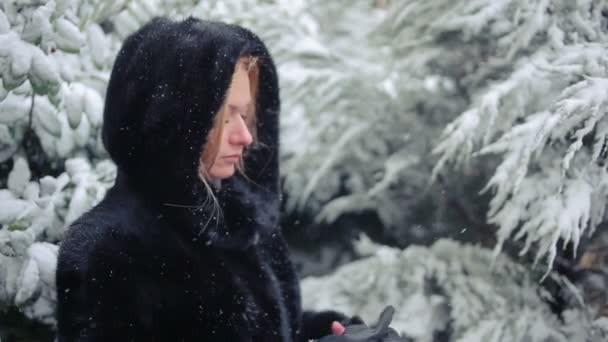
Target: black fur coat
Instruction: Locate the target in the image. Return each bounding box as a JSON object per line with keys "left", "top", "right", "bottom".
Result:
{"left": 55, "top": 17, "right": 350, "bottom": 342}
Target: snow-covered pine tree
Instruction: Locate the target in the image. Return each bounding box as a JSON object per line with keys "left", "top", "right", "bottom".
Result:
{"left": 276, "top": 0, "right": 488, "bottom": 247}
{"left": 0, "top": 0, "right": 131, "bottom": 325}
{"left": 404, "top": 0, "right": 608, "bottom": 275}
{"left": 279, "top": 0, "right": 608, "bottom": 276}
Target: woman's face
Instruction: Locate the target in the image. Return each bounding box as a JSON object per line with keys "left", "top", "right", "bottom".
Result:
{"left": 205, "top": 63, "right": 254, "bottom": 179}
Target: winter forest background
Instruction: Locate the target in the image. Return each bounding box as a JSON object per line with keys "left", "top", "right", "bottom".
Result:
{"left": 2, "top": 0, "right": 608, "bottom": 341}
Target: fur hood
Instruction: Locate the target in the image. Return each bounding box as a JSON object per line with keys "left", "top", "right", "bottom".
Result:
{"left": 101, "top": 17, "right": 281, "bottom": 249}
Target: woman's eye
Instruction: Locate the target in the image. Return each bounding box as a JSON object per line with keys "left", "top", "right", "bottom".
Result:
{"left": 231, "top": 108, "right": 246, "bottom": 119}
{"left": 234, "top": 110, "right": 247, "bottom": 120}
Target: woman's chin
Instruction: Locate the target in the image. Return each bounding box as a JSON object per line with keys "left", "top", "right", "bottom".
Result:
{"left": 208, "top": 165, "right": 236, "bottom": 180}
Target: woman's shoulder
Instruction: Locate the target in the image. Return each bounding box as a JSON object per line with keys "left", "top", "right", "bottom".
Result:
{"left": 57, "top": 195, "right": 150, "bottom": 275}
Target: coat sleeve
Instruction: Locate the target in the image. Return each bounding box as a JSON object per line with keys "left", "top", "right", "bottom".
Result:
{"left": 55, "top": 239, "right": 160, "bottom": 341}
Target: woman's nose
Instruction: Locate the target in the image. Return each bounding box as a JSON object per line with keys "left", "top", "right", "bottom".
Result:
{"left": 229, "top": 117, "right": 253, "bottom": 146}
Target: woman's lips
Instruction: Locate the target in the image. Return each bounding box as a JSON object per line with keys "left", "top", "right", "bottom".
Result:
{"left": 222, "top": 155, "right": 240, "bottom": 162}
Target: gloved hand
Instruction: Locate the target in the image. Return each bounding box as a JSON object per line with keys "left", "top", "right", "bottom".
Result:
{"left": 317, "top": 306, "right": 408, "bottom": 342}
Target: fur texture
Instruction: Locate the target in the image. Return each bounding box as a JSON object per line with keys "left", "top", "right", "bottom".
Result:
{"left": 55, "top": 17, "right": 348, "bottom": 341}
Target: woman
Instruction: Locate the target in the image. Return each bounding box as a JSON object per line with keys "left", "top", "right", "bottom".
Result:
{"left": 55, "top": 17, "right": 356, "bottom": 341}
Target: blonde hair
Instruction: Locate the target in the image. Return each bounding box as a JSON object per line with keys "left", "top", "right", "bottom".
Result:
{"left": 200, "top": 55, "right": 260, "bottom": 177}
{"left": 195, "top": 56, "right": 260, "bottom": 235}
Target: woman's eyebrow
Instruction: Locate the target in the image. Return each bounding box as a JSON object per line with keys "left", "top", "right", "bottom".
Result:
{"left": 228, "top": 103, "right": 250, "bottom": 111}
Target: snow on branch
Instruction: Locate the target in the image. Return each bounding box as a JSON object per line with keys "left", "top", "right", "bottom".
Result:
{"left": 452, "top": 75, "right": 608, "bottom": 272}
{"left": 0, "top": 157, "right": 115, "bottom": 323}
{"left": 0, "top": 1, "right": 129, "bottom": 164}
{"left": 553, "top": 77, "right": 608, "bottom": 172}
{"left": 488, "top": 160, "right": 608, "bottom": 278}
{"left": 315, "top": 149, "right": 420, "bottom": 227}
{"left": 426, "top": 0, "right": 608, "bottom": 269}
{"left": 302, "top": 237, "right": 608, "bottom": 341}
{"left": 431, "top": 52, "right": 560, "bottom": 180}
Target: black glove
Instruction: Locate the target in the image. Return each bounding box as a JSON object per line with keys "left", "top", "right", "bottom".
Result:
{"left": 316, "top": 306, "right": 409, "bottom": 342}
{"left": 300, "top": 310, "right": 361, "bottom": 339}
